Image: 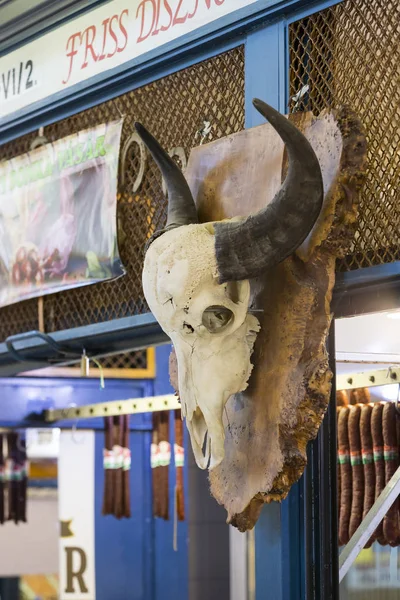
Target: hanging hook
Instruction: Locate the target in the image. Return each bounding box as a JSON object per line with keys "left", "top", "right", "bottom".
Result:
{"left": 67, "top": 403, "right": 84, "bottom": 444}
{"left": 80, "top": 349, "right": 90, "bottom": 377}
{"left": 194, "top": 120, "right": 213, "bottom": 145}
{"left": 386, "top": 366, "right": 398, "bottom": 384}
{"left": 91, "top": 357, "right": 105, "bottom": 390}
{"left": 16, "top": 434, "right": 26, "bottom": 453}
{"left": 289, "top": 84, "right": 310, "bottom": 113}
{"left": 71, "top": 422, "right": 85, "bottom": 444}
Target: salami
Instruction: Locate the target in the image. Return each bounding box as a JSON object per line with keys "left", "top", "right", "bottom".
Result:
{"left": 359, "top": 388, "right": 371, "bottom": 404}
{"left": 348, "top": 405, "right": 364, "bottom": 539}
{"left": 158, "top": 410, "right": 170, "bottom": 520}
{"left": 371, "top": 402, "right": 387, "bottom": 545}
{"left": 122, "top": 414, "right": 131, "bottom": 518}
{"left": 338, "top": 407, "right": 352, "bottom": 545}
{"left": 174, "top": 409, "right": 185, "bottom": 521}
{"left": 102, "top": 416, "right": 114, "bottom": 516}
{"left": 113, "top": 415, "right": 124, "bottom": 519}
{"left": 382, "top": 402, "right": 400, "bottom": 545}
{"left": 350, "top": 388, "right": 370, "bottom": 405}
{"left": 152, "top": 412, "right": 161, "bottom": 518}
{"left": 337, "top": 390, "right": 349, "bottom": 407}
{"left": 359, "top": 404, "right": 375, "bottom": 547}
{"left": 17, "top": 436, "right": 27, "bottom": 523}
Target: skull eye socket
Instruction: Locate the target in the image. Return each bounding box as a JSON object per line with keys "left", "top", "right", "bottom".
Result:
{"left": 202, "top": 305, "right": 233, "bottom": 333}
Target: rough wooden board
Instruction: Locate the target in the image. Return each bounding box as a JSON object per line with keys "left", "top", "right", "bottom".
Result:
{"left": 170, "top": 107, "right": 367, "bottom": 531}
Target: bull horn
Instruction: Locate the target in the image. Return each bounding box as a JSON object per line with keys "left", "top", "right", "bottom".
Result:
{"left": 214, "top": 99, "right": 324, "bottom": 283}
{"left": 134, "top": 123, "right": 198, "bottom": 233}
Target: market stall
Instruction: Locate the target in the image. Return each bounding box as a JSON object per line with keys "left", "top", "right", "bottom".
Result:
{"left": 0, "top": 0, "right": 399, "bottom": 599}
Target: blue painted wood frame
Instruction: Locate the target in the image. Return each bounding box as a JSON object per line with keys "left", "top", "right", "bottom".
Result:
{"left": 153, "top": 345, "right": 189, "bottom": 600}
{"left": 94, "top": 429, "right": 152, "bottom": 600}
{"left": 0, "top": 0, "right": 111, "bottom": 55}
{"left": 244, "top": 3, "right": 347, "bottom": 597}
{"left": 0, "top": 376, "right": 153, "bottom": 429}
{"left": 245, "top": 18, "right": 295, "bottom": 600}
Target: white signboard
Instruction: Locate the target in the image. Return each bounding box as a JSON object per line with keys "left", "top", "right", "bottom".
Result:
{"left": 0, "top": 0, "right": 257, "bottom": 120}
{"left": 59, "top": 431, "right": 96, "bottom": 600}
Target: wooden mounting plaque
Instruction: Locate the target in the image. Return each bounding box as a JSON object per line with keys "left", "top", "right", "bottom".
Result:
{"left": 171, "top": 107, "right": 367, "bottom": 531}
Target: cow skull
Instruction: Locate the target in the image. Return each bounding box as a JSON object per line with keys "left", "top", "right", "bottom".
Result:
{"left": 136, "top": 99, "right": 323, "bottom": 470}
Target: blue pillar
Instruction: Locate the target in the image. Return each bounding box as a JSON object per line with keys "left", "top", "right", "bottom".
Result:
{"left": 245, "top": 18, "right": 302, "bottom": 600}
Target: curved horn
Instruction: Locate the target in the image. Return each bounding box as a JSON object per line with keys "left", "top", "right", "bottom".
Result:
{"left": 134, "top": 123, "right": 198, "bottom": 231}
{"left": 214, "top": 99, "right": 323, "bottom": 283}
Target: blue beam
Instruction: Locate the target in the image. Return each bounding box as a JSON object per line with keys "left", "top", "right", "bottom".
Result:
{"left": 0, "top": 0, "right": 111, "bottom": 55}
{"left": 245, "top": 18, "right": 288, "bottom": 600}
{"left": 0, "top": 376, "right": 153, "bottom": 429}
{"left": 0, "top": 313, "right": 168, "bottom": 377}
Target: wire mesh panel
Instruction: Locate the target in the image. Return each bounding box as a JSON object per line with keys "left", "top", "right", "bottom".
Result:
{"left": 289, "top": 0, "right": 400, "bottom": 270}
{"left": 0, "top": 47, "right": 245, "bottom": 340}
{"left": 21, "top": 347, "right": 155, "bottom": 378}
{"left": 100, "top": 349, "right": 147, "bottom": 370}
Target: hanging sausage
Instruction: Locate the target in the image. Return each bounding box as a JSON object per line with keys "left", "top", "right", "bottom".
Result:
{"left": 359, "top": 404, "right": 375, "bottom": 547}
{"left": 348, "top": 405, "right": 364, "bottom": 539}
{"left": 382, "top": 402, "right": 400, "bottom": 545}
{"left": 122, "top": 415, "right": 131, "bottom": 519}
{"left": 337, "top": 390, "right": 349, "bottom": 407}
{"left": 17, "top": 436, "right": 27, "bottom": 523}
{"left": 102, "top": 416, "right": 114, "bottom": 516}
{"left": 151, "top": 412, "right": 161, "bottom": 518}
{"left": 113, "top": 415, "right": 124, "bottom": 519}
{"left": 337, "top": 407, "right": 341, "bottom": 535}
{"left": 158, "top": 411, "right": 170, "bottom": 520}
{"left": 338, "top": 406, "right": 352, "bottom": 545}
{"left": 151, "top": 411, "right": 171, "bottom": 520}
{"left": 371, "top": 402, "right": 387, "bottom": 545}
{"left": 174, "top": 409, "right": 185, "bottom": 521}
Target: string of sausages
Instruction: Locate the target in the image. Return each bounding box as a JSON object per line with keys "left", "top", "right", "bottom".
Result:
{"left": 0, "top": 432, "right": 28, "bottom": 525}
{"left": 151, "top": 409, "right": 185, "bottom": 521}
{"left": 101, "top": 408, "right": 186, "bottom": 521}
{"left": 174, "top": 409, "right": 185, "bottom": 522}
{"left": 151, "top": 411, "right": 170, "bottom": 520}
{"left": 102, "top": 414, "right": 131, "bottom": 519}
{"left": 337, "top": 389, "right": 400, "bottom": 547}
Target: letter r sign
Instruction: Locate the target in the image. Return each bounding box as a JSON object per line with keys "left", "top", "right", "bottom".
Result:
{"left": 59, "top": 431, "right": 95, "bottom": 599}
{"left": 65, "top": 547, "right": 89, "bottom": 594}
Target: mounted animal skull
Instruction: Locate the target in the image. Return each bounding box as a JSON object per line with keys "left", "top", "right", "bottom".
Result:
{"left": 136, "top": 99, "right": 323, "bottom": 470}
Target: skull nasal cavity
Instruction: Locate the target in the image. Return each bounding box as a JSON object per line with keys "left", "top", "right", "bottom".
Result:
{"left": 202, "top": 306, "right": 233, "bottom": 333}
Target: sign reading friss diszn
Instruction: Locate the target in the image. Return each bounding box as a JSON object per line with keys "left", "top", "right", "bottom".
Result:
{"left": 0, "top": 0, "right": 258, "bottom": 120}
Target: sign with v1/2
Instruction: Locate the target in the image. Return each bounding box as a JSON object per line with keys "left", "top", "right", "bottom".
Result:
{"left": 1, "top": 60, "right": 37, "bottom": 101}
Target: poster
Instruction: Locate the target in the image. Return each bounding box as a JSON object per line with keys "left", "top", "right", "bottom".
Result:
{"left": 58, "top": 430, "right": 95, "bottom": 600}
{"left": 0, "top": 120, "right": 124, "bottom": 308}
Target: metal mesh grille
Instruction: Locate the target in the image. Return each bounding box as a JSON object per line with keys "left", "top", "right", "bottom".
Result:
{"left": 0, "top": 47, "right": 244, "bottom": 340}
{"left": 22, "top": 348, "right": 150, "bottom": 376}
{"left": 289, "top": 0, "right": 400, "bottom": 270}
{"left": 99, "top": 349, "right": 147, "bottom": 370}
